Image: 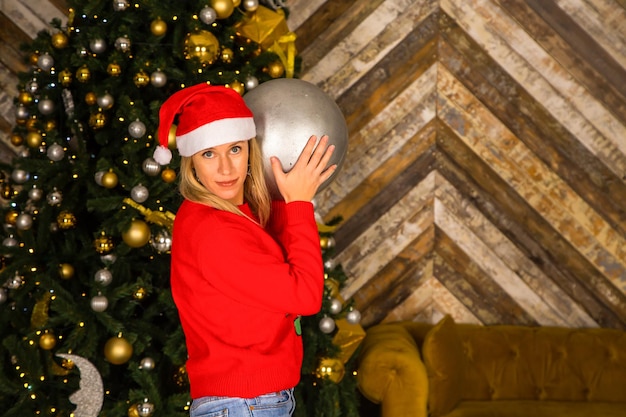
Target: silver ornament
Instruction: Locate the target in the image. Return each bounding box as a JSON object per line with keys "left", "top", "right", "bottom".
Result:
{"left": 28, "top": 187, "right": 44, "bottom": 201}
{"left": 329, "top": 298, "right": 343, "bottom": 315}
{"left": 128, "top": 120, "right": 146, "bottom": 138}
{"left": 3, "top": 235, "right": 18, "bottom": 250}
{"left": 38, "top": 98, "right": 55, "bottom": 115}
{"left": 130, "top": 184, "right": 149, "bottom": 203}
{"left": 115, "top": 36, "right": 131, "bottom": 52}
{"left": 26, "top": 79, "right": 39, "bottom": 94}
{"left": 100, "top": 253, "right": 117, "bottom": 265}
{"left": 324, "top": 258, "right": 337, "bottom": 270}
{"left": 7, "top": 272, "right": 24, "bottom": 289}
{"left": 15, "top": 105, "right": 29, "bottom": 120}
{"left": 47, "top": 144, "right": 65, "bottom": 162}
{"left": 243, "top": 78, "right": 348, "bottom": 199}
{"left": 139, "top": 357, "right": 155, "bottom": 371}
{"left": 55, "top": 354, "right": 104, "bottom": 417}
{"left": 138, "top": 400, "right": 155, "bottom": 417}
{"left": 0, "top": 288, "right": 7, "bottom": 304}
{"left": 97, "top": 93, "right": 114, "bottom": 110}
{"left": 243, "top": 0, "right": 259, "bottom": 12}
{"left": 113, "top": 0, "right": 130, "bottom": 11}
{"left": 18, "top": 148, "right": 30, "bottom": 158}
{"left": 199, "top": 7, "right": 217, "bottom": 25}
{"left": 346, "top": 308, "right": 362, "bottom": 324}
{"left": 12, "top": 169, "right": 30, "bottom": 184}
{"left": 37, "top": 53, "right": 54, "bottom": 71}
{"left": 150, "top": 70, "right": 167, "bottom": 88}
{"left": 150, "top": 230, "right": 172, "bottom": 253}
{"left": 142, "top": 158, "right": 161, "bottom": 176}
{"left": 319, "top": 316, "right": 336, "bottom": 334}
{"left": 16, "top": 213, "right": 33, "bottom": 231}
{"left": 94, "top": 171, "right": 105, "bottom": 186}
{"left": 78, "top": 47, "right": 89, "bottom": 57}
{"left": 90, "top": 294, "right": 109, "bottom": 312}
{"left": 62, "top": 88, "right": 75, "bottom": 116}
{"left": 47, "top": 189, "right": 63, "bottom": 206}
{"left": 94, "top": 268, "right": 113, "bottom": 286}
{"left": 90, "top": 38, "right": 107, "bottom": 54}
{"left": 244, "top": 75, "right": 259, "bottom": 90}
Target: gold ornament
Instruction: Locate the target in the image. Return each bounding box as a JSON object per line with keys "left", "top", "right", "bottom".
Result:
{"left": 25, "top": 117, "right": 38, "bottom": 131}
{"left": 5, "top": 210, "right": 18, "bottom": 225}
{"left": 332, "top": 318, "right": 366, "bottom": 364}
{"left": 76, "top": 65, "right": 91, "bottom": 83}
{"left": 210, "top": 0, "right": 234, "bottom": 19}
{"left": 133, "top": 287, "right": 147, "bottom": 300}
{"left": 325, "top": 277, "right": 340, "bottom": 298}
{"left": 26, "top": 131, "right": 43, "bottom": 148}
{"left": 59, "top": 263, "right": 75, "bottom": 280}
{"left": 150, "top": 18, "right": 167, "bottom": 36}
{"left": 31, "top": 293, "right": 52, "bottom": 328}
{"left": 104, "top": 336, "right": 133, "bottom": 365}
{"left": 29, "top": 53, "right": 39, "bottom": 66}
{"left": 167, "top": 124, "right": 177, "bottom": 149}
{"left": 133, "top": 70, "right": 150, "bottom": 87}
{"left": 85, "top": 92, "right": 97, "bottom": 105}
{"left": 233, "top": 0, "right": 241, "bottom": 6}
{"left": 266, "top": 60, "right": 284, "bottom": 78}
{"left": 184, "top": 30, "right": 220, "bottom": 65}
{"left": 51, "top": 32, "right": 69, "bottom": 49}
{"left": 94, "top": 232, "right": 114, "bottom": 254}
{"left": 59, "top": 68, "right": 73, "bottom": 86}
{"left": 2, "top": 184, "right": 14, "bottom": 199}
{"left": 44, "top": 120, "right": 57, "bottom": 132}
{"left": 221, "top": 47, "right": 234, "bottom": 64}
{"left": 89, "top": 111, "right": 107, "bottom": 130}
{"left": 173, "top": 364, "right": 189, "bottom": 387}
{"left": 128, "top": 405, "right": 140, "bottom": 417}
{"left": 123, "top": 198, "right": 176, "bottom": 231}
{"left": 39, "top": 332, "right": 57, "bottom": 350}
{"left": 18, "top": 91, "right": 33, "bottom": 105}
{"left": 101, "top": 171, "right": 118, "bottom": 189}
{"left": 229, "top": 80, "right": 245, "bottom": 96}
{"left": 107, "top": 62, "right": 122, "bottom": 76}
{"left": 10, "top": 134, "right": 23, "bottom": 147}
{"left": 122, "top": 219, "right": 151, "bottom": 248}
{"left": 57, "top": 211, "right": 77, "bottom": 229}
{"left": 315, "top": 357, "right": 345, "bottom": 383}
{"left": 161, "top": 167, "right": 177, "bottom": 183}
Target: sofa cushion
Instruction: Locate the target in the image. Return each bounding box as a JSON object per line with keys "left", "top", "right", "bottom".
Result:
{"left": 441, "top": 400, "right": 626, "bottom": 417}
{"left": 422, "top": 315, "right": 465, "bottom": 416}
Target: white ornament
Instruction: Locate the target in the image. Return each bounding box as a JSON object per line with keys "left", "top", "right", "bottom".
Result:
{"left": 28, "top": 187, "right": 43, "bottom": 201}
{"left": 15, "top": 105, "right": 29, "bottom": 120}
{"left": 139, "top": 357, "right": 155, "bottom": 371}
{"left": 128, "top": 120, "right": 147, "bottom": 138}
{"left": 199, "top": 7, "right": 217, "bottom": 25}
{"left": 245, "top": 75, "right": 259, "bottom": 90}
{"left": 150, "top": 230, "right": 172, "bottom": 253}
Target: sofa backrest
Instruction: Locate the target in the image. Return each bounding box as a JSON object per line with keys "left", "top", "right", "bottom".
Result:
{"left": 421, "top": 315, "right": 626, "bottom": 416}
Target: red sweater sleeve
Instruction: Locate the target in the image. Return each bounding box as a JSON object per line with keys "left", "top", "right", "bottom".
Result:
{"left": 194, "top": 201, "right": 324, "bottom": 316}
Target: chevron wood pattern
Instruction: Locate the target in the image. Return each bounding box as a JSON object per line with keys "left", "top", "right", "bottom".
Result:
{"left": 1, "top": 0, "right": 625, "bottom": 330}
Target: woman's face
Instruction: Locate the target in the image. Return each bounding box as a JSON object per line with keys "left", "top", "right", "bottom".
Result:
{"left": 191, "top": 140, "right": 249, "bottom": 205}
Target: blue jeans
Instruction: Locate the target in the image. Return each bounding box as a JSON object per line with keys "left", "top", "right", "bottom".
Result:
{"left": 190, "top": 388, "right": 295, "bottom": 417}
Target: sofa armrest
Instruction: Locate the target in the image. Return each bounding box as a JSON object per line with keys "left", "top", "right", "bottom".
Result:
{"left": 357, "top": 323, "right": 429, "bottom": 417}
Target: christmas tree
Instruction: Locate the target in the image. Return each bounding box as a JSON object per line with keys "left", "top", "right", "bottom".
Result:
{"left": 0, "top": 0, "right": 361, "bottom": 416}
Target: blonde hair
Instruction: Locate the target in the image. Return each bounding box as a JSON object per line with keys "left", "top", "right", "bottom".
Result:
{"left": 178, "top": 138, "right": 272, "bottom": 227}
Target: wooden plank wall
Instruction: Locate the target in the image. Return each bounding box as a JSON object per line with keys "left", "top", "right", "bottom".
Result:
{"left": 1, "top": 0, "right": 625, "bottom": 329}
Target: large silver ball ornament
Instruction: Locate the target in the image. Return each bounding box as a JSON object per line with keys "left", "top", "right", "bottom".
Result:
{"left": 243, "top": 78, "right": 347, "bottom": 199}
{"left": 94, "top": 268, "right": 113, "bottom": 286}
{"left": 199, "top": 6, "right": 217, "bottom": 25}
{"left": 16, "top": 213, "right": 33, "bottom": 231}
{"left": 128, "top": 120, "right": 147, "bottom": 138}
{"left": 15, "top": 105, "right": 29, "bottom": 120}
{"left": 90, "top": 38, "right": 107, "bottom": 54}
{"left": 131, "top": 184, "right": 149, "bottom": 203}
{"left": 28, "top": 187, "right": 43, "bottom": 201}
{"left": 37, "top": 53, "right": 54, "bottom": 71}
{"left": 90, "top": 294, "right": 109, "bottom": 312}
{"left": 11, "top": 169, "right": 30, "bottom": 184}
{"left": 318, "top": 316, "right": 336, "bottom": 334}
{"left": 38, "top": 99, "right": 55, "bottom": 115}
{"left": 150, "top": 70, "right": 167, "bottom": 88}
{"left": 97, "top": 93, "right": 115, "bottom": 110}
{"left": 142, "top": 158, "right": 161, "bottom": 176}
{"left": 47, "top": 143, "right": 65, "bottom": 161}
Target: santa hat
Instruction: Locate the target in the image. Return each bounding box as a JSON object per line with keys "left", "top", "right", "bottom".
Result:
{"left": 154, "top": 83, "right": 256, "bottom": 165}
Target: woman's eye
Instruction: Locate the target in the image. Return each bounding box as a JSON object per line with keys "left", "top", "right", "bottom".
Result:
{"left": 231, "top": 145, "right": 242, "bottom": 154}
{"left": 202, "top": 150, "right": 214, "bottom": 158}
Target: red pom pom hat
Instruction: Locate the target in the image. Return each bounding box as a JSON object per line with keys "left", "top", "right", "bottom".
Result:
{"left": 154, "top": 83, "right": 256, "bottom": 165}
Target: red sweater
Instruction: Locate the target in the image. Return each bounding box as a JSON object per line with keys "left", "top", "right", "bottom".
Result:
{"left": 170, "top": 199, "right": 324, "bottom": 399}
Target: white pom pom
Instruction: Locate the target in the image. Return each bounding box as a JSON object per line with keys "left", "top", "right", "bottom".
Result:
{"left": 153, "top": 146, "right": 172, "bottom": 165}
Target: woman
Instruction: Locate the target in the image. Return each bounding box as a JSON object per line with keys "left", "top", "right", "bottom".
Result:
{"left": 154, "top": 83, "right": 336, "bottom": 417}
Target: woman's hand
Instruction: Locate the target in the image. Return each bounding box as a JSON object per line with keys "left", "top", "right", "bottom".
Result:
{"left": 271, "top": 135, "right": 337, "bottom": 203}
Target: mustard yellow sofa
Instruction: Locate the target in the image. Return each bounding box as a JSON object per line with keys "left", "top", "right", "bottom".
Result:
{"left": 357, "top": 315, "right": 626, "bottom": 417}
